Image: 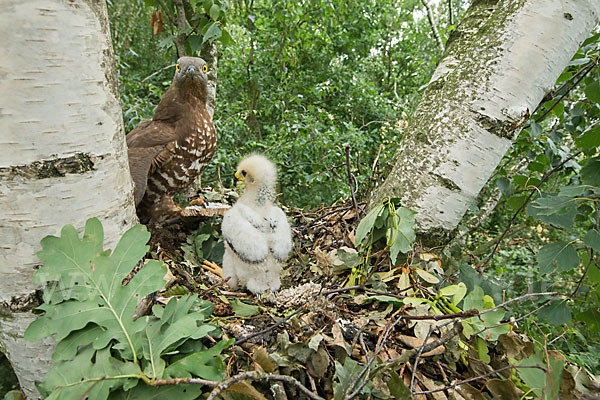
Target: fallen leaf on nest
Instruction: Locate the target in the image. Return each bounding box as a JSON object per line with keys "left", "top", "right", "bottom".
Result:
{"left": 224, "top": 381, "right": 268, "bottom": 400}
{"left": 253, "top": 346, "right": 276, "bottom": 373}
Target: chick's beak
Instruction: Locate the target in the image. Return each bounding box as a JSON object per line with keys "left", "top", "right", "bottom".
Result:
{"left": 234, "top": 171, "right": 244, "bottom": 181}
{"left": 186, "top": 65, "right": 197, "bottom": 78}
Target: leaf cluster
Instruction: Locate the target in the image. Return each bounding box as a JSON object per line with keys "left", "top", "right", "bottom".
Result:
{"left": 25, "top": 218, "right": 231, "bottom": 399}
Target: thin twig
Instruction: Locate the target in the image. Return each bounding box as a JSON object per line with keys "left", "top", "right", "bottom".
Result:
{"left": 535, "top": 56, "right": 599, "bottom": 122}
{"left": 400, "top": 324, "right": 463, "bottom": 368}
{"left": 413, "top": 365, "right": 547, "bottom": 395}
{"left": 154, "top": 377, "right": 218, "bottom": 387}
{"left": 344, "top": 313, "right": 405, "bottom": 399}
{"left": 477, "top": 291, "right": 557, "bottom": 316}
{"left": 371, "top": 143, "right": 383, "bottom": 178}
{"left": 401, "top": 309, "right": 478, "bottom": 320}
{"left": 197, "top": 277, "right": 231, "bottom": 298}
{"left": 345, "top": 145, "right": 361, "bottom": 219}
{"left": 571, "top": 249, "right": 594, "bottom": 298}
{"left": 141, "top": 63, "right": 176, "bottom": 83}
{"left": 410, "top": 325, "right": 435, "bottom": 396}
{"left": 420, "top": 0, "right": 444, "bottom": 52}
{"left": 472, "top": 297, "right": 555, "bottom": 337}
{"left": 235, "top": 306, "right": 305, "bottom": 346}
{"left": 478, "top": 151, "right": 581, "bottom": 270}
{"left": 206, "top": 371, "right": 325, "bottom": 400}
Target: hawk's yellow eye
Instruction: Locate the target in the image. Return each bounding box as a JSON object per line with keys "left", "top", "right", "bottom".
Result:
{"left": 176, "top": 64, "right": 181, "bottom": 72}
{"left": 202, "top": 65, "right": 207, "bottom": 73}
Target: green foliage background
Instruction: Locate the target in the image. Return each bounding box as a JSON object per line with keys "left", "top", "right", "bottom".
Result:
{"left": 108, "top": 0, "right": 445, "bottom": 206}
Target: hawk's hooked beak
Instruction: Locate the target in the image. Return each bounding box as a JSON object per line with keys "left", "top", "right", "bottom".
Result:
{"left": 186, "top": 65, "right": 197, "bottom": 78}
{"left": 234, "top": 171, "right": 244, "bottom": 181}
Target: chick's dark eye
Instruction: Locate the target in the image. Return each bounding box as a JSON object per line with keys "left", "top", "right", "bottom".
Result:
{"left": 242, "top": 170, "right": 247, "bottom": 177}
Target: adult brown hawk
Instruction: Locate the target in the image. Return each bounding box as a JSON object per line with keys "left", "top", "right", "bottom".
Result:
{"left": 126, "top": 57, "right": 217, "bottom": 222}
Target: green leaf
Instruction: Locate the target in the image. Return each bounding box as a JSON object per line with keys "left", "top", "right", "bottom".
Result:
{"left": 209, "top": 4, "right": 220, "bottom": 20}
{"left": 111, "top": 383, "right": 203, "bottom": 400}
{"left": 462, "top": 286, "right": 507, "bottom": 340}
{"left": 558, "top": 185, "right": 588, "bottom": 197}
{"left": 507, "top": 194, "right": 528, "bottom": 211}
{"left": 526, "top": 194, "right": 577, "bottom": 229}
{"left": 575, "top": 125, "right": 600, "bottom": 149}
{"left": 230, "top": 299, "right": 259, "bottom": 317}
{"left": 40, "top": 346, "right": 139, "bottom": 400}
{"left": 188, "top": 34, "right": 203, "bottom": 55}
{"left": 158, "top": 34, "right": 175, "bottom": 48}
{"left": 389, "top": 207, "right": 416, "bottom": 263}
{"left": 53, "top": 324, "right": 106, "bottom": 361}
{"left": 529, "top": 121, "right": 542, "bottom": 137}
{"left": 520, "top": 347, "right": 564, "bottom": 400}
{"left": 333, "top": 358, "right": 364, "bottom": 400}
{"left": 585, "top": 81, "right": 600, "bottom": 104}
{"left": 496, "top": 176, "right": 513, "bottom": 198}
{"left": 203, "top": 22, "right": 222, "bottom": 44}
{"left": 476, "top": 337, "right": 490, "bottom": 363}
{"left": 583, "top": 229, "right": 600, "bottom": 252}
{"left": 387, "top": 371, "right": 410, "bottom": 399}
{"left": 142, "top": 296, "right": 218, "bottom": 379}
{"left": 537, "top": 242, "right": 580, "bottom": 274}
{"left": 581, "top": 157, "right": 600, "bottom": 187}
{"left": 165, "top": 339, "right": 232, "bottom": 381}
{"left": 537, "top": 299, "right": 571, "bottom": 326}
{"left": 519, "top": 348, "right": 545, "bottom": 398}
{"left": 219, "top": 28, "right": 235, "bottom": 46}
{"left": 355, "top": 204, "right": 384, "bottom": 247}
{"left": 458, "top": 264, "right": 503, "bottom": 305}
{"left": 440, "top": 282, "right": 467, "bottom": 305}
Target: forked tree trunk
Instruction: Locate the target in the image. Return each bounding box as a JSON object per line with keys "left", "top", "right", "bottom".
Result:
{"left": 369, "top": 0, "right": 600, "bottom": 245}
{"left": 0, "top": 1, "right": 137, "bottom": 397}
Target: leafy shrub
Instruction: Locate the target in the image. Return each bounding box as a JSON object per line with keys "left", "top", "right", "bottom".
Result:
{"left": 25, "top": 218, "right": 231, "bottom": 399}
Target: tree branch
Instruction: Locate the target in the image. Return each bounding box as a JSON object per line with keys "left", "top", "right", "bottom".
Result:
{"left": 206, "top": 372, "right": 325, "bottom": 400}
{"left": 420, "top": 0, "right": 444, "bottom": 52}
{"left": 173, "top": 0, "right": 188, "bottom": 57}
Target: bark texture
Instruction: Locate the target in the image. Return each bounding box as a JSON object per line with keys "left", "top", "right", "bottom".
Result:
{"left": 369, "top": 0, "right": 600, "bottom": 245}
{"left": 0, "top": 0, "right": 137, "bottom": 397}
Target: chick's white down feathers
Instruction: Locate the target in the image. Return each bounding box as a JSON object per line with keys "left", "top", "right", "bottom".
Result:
{"left": 221, "top": 155, "right": 292, "bottom": 294}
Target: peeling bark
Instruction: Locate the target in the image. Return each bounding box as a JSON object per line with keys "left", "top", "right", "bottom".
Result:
{"left": 0, "top": 0, "right": 137, "bottom": 397}
{"left": 368, "top": 0, "right": 600, "bottom": 246}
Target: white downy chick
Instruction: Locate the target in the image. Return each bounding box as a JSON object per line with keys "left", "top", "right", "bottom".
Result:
{"left": 221, "top": 155, "right": 292, "bottom": 294}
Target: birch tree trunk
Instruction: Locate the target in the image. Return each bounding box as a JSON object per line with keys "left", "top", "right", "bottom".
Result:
{"left": 369, "top": 0, "right": 600, "bottom": 245}
{"left": 0, "top": 1, "right": 137, "bottom": 397}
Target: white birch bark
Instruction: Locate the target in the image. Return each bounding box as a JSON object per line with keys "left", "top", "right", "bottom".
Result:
{"left": 0, "top": 1, "right": 137, "bottom": 397}
{"left": 369, "top": 0, "right": 600, "bottom": 245}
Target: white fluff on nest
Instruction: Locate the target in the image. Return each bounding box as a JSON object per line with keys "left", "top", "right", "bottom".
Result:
{"left": 221, "top": 155, "right": 292, "bottom": 294}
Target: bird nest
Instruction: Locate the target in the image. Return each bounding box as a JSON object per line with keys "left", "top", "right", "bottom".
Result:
{"left": 141, "top": 193, "right": 597, "bottom": 400}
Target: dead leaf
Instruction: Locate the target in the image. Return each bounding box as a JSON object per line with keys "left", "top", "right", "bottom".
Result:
{"left": 397, "top": 334, "right": 444, "bottom": 357}
{"left": 497, "top": 331, "right": 533, "bottom": 361}
{"left": 307, "top": 346, "right": 329, "bottom": 378}
{"left": 150, "top": 10, "right": 164, "bottom": 36}
{"left": 418, "top": 372, "right": 448, "bottom": 400}
{"left": 330, "top": 321, "right": 350, "bottom": 355}
{"left": 486, "top": 378, "right": 523, "bottom": 400}
{"left": 455, "top": 383, "right": 486, "bottom": 400}
{"left": 253, "top": 346, "right": 276, "bottom": 373}
{"left": 224, "top": 381, "right": 268, "bottom": 400}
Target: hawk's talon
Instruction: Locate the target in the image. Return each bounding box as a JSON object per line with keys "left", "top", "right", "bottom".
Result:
{"left": 202, "top": 260, "right": 223, "bottom": 278}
